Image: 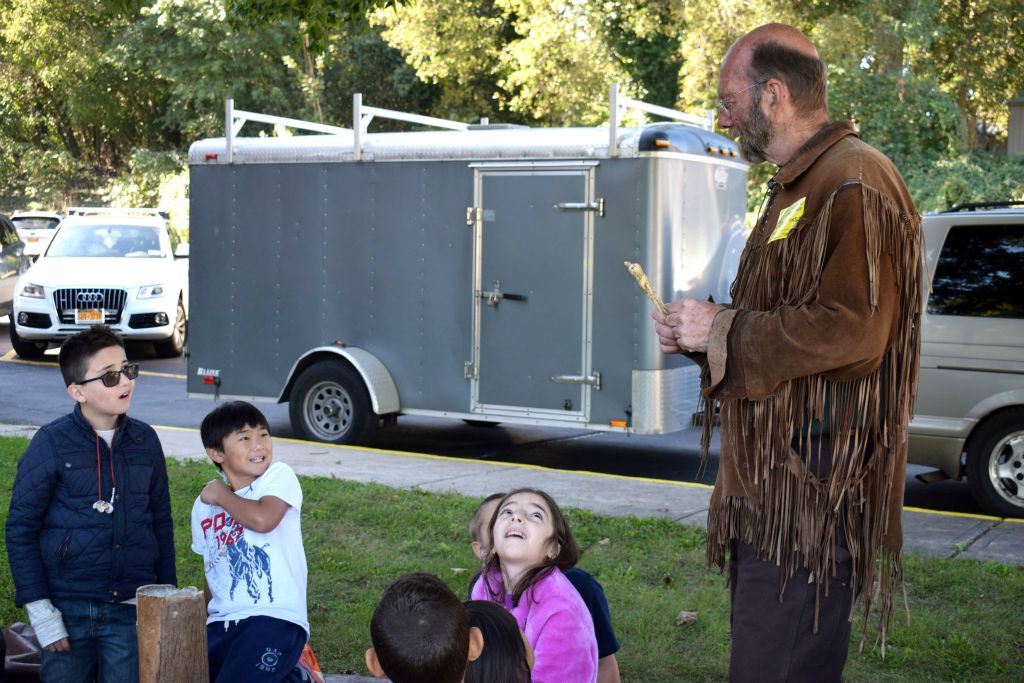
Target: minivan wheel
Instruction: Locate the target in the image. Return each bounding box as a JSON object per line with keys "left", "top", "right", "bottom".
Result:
{"left": 289, "top": 361, "right": 377, "bottom": 445}
{"left": 966, "top": 408, "right": 1024, "bottom": 518}
{"left": 8, "top": 315, "right": 48, "bottom": 359}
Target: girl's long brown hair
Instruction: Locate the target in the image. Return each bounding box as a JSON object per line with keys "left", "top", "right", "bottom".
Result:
{"left": 481, "top": 488, "right": 580, "bottom": 606}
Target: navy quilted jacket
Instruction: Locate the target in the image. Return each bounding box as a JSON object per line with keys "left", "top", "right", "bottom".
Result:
{"left": 5, "top": 405, "right": 177, "bottom": 606}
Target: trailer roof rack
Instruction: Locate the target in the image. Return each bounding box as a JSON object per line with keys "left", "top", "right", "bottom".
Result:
{"left": 607, "top": 83, "right": 714, "bottom": 157}
{"left": 941, "top": 200, "right": 1024, "bottom": 213}
{"left": 67, "top": 207, "right": 169, "bottom": 220}
{"left": 219, "top": 85, "right": 717, "bottom": 163}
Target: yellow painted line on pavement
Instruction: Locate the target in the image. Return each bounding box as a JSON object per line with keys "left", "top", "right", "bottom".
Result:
{"left": 1, "top": 350, "right": 54, "bottom": 366}
{"left": 2, "top": 350, "right": 186, "bottom": 379}
{"left": 901, "top": 505, "right": 1004, "bottom": 522}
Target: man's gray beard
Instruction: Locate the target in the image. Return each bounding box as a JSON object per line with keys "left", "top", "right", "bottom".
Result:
{"left": 737, "top": 90, "right": 772, "bottom": 164}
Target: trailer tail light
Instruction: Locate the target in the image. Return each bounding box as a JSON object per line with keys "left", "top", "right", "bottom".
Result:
{"left": 205, "top": 153, "right": 218, "bottom": 161}
{"left": 202, "top": 375, "right": 219, "bottom": 386}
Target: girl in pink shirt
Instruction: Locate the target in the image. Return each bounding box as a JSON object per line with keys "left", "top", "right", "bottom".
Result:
{"left": 471, "top": 488, "right": 598, "bottom": 683}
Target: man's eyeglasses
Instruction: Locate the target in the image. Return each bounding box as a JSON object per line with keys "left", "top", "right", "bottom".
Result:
{"left": 76, "top": 363, "right": 141, "bottom": 387}
{"left": 715, "top": 81, "right": 766, "bottom": 116}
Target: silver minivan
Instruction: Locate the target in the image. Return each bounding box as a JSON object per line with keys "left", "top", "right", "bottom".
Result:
{"left": 909, "top": 202, "right": 1024, "bottom": 517}
{"left": 1, "top": 213, "right": 31, "bottom": 318}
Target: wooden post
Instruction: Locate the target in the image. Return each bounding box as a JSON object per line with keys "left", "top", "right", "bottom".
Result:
{"left": 136, "top": 584, "right": 209, "bottom": 683}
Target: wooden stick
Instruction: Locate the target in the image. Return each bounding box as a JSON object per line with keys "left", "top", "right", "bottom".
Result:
{"left": 136, "top": 584, "right": 209, "bottom": 683}
{"left": 624, "top": 261, "right": 669, "bottom": 315}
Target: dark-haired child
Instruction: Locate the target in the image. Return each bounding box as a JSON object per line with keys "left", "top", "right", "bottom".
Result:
{"left": 6, "top": 325, "right": 176, "bottom": 682}
{"left": 464, "top": 599, "right": 533, "bottom": 683}
{"left": 470, "top": 493, "right": 620, "bottom": 683}
{"left": 191, "top": 401, "right": 308, "bottom": 682}
{"left": 366, "top": 573, "right": 483, "bottom": 683}
{"left": 471, "top": 488, "right": 598, "bottom": 683}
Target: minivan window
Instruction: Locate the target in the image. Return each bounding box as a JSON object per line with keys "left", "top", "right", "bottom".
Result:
{"left": 928, "top": 224, "right": 1024, "bottom": 318}
{"left": 0, "top": 215, "right": 20, "bottom": 248}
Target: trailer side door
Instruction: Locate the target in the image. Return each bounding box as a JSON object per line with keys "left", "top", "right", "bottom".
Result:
{"left": 469, "top": 163, "right": 597, "bottom": 423}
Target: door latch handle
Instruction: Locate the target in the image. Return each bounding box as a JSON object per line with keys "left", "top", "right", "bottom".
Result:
{"left": 477, "top": 280, "right": 528, "bottom": 306}
{"left": 551, "top": 372, "right": 601, "bottom": 391}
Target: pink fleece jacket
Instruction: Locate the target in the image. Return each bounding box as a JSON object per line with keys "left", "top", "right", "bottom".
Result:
{"left": 471, "top": 567, "right": 598, "bottom": 683}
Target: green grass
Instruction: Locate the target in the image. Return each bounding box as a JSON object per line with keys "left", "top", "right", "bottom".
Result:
{"left": 1, "top": 435, "right": 1022, "bottom": 681}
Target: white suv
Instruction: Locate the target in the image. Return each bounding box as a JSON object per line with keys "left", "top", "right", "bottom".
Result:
{"left": 909, "top": 202, "right": 1024, "bottom": 517}
{"left": 10, "top": 207, "right": 189, "bottom": 358}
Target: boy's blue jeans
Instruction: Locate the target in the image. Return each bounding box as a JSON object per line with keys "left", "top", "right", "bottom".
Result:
{"left": 40, "top": 598, "right": 138, "bottom": 683}
{"left": 207, "top": 615, "right": 305, "bottom": 682}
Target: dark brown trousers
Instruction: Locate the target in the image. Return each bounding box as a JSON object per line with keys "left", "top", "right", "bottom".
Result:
{"left": 727, "top": 432, "right": 857, "bottom": 682}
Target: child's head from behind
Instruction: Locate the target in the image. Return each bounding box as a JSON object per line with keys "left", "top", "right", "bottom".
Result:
{"left": 366, "top": 573, "right": 482, "bottom": 683}
{"left": 200, "top": 401, "right": 272, "bottom": 487}
{"left": 470, "top": 492, "right": 506, "bottom": 561}
{"left": 464, "top": 600, "right": 533, "bottom": 683}
{"left": 484, "top": 488, "right": 580, "bottom": 602}
{"left": 60, "top": 325, "right": 135, "bottom": 428}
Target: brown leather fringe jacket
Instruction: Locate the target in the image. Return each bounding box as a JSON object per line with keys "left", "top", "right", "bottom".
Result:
{"left": 700, "top": 121, "right": 924, "bottom": 649}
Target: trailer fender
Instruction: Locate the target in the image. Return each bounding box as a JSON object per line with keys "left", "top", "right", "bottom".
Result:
{"left": 280, "top": 346, "right": 400, "bottom": 416}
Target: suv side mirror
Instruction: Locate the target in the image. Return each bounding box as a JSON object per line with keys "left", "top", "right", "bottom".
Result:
{"left": 174, "top": 243, "right": 190, "bottom": 258}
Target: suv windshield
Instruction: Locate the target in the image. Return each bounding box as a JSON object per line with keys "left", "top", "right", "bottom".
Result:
{"left": 47, "top": 224, "right": 165, "bottom": 258}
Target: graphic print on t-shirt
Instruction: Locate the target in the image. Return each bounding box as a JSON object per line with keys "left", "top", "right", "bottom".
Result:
{"left": 200, "top": 510, "right": 274, "bottom": 604}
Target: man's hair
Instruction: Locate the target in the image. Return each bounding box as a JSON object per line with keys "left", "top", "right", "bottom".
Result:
{"left": 747, "top": 40, "right": 828, "bottom": 114}
{"left": 200, "top": 401, "right": 270, "bottom": 453}
{"left": 469, "top": 492, "right": 506, "bottom": 544}
{"left": 481, "top": 488, "right": 580, "bottom": 606}
{"left": 464, "top": 600, "right": 531, "bottom": 683}
{"left": 370, "top": 573, "right": 470, "bottom": 683}
{"left": 58, "top": 325, "right": 125, "bottom": 387}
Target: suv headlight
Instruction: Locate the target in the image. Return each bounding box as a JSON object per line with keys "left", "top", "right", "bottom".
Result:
{"left": 138, "top": 284, "right": 165, "bottom": 299}
{"left": 19, "top": 283, "right": 45, "bottom": 299}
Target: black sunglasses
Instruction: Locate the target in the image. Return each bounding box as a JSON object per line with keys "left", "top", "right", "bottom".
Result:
{"left": 76, "top": 363, "right": 141, "bottom": 387}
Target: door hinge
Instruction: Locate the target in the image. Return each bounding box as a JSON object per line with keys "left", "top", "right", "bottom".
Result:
{"left": 553, "top": 198, "right": 604, "bottom": 217}
{"left": 551, "top": 371, "right": 601, "bottom": 391}
{"left": 464, "top": 361, "right": 478, "bottom": 380}
{"left": 466, "top": 207, "right": 483, "bottom": 226}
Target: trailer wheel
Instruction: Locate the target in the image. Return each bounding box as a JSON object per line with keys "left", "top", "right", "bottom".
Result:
{"left": 289, "top": 361, "right": 377, "bottom": 445}
{"left": 8, "top": 315, "right": 48, "bottom": 359}
{"left": 965, "top": 408, "right": 1024, "bottom": 518}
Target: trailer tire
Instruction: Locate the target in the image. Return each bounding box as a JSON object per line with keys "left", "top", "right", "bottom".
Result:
{"left": 9, "top": 315, "right": 48, "bottom": 358}
{"left": 289, "top": 361, "right": 378, "bottom": 445}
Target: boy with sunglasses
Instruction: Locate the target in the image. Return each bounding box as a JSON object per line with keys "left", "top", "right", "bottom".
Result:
{"left": 5, "top": 325, "right": 176, "bottom": 683}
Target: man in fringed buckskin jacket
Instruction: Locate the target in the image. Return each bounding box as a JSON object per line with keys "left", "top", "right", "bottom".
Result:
{"left": 653, "top": 23, "right": 924, "bottom": 682}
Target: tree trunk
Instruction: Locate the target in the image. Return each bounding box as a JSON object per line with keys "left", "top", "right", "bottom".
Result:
{"left": 136, "top": 584, "right": 209, "bottom": 683}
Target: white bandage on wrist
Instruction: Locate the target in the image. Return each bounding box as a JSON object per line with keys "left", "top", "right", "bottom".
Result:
{"left": 25, "top": 599, "right": 69, "bottom": 648}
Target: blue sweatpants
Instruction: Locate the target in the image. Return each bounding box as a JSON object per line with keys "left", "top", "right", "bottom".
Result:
{"left": 207, "top": 615, "right": 306, "bottom": 683}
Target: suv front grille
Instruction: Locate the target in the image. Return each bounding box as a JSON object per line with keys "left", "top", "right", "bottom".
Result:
{"left": 53, "top": 288, "right": 127, "bottom": 324}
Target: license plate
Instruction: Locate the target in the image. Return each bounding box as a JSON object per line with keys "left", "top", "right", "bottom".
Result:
{"left": 75, "top": 309, "right": 103, "bottom": 324}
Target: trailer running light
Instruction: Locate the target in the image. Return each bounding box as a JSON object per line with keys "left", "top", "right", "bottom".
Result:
{"left": 202, "top": 375, "right": 219, "bottom": 386}
{"left": 654, "top": 139, "right": 670, "bottom": 148}
{"left": 610, "top": 420, "right": 627, "bottom": 428}
{"left": 707, "top": 145, "right": 719, "bottom": 154}
{"left": 205, "top": 153, "right": 218, "bottom": 161}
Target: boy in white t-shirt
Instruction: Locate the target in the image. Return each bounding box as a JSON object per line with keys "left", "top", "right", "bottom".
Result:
{"left": 191, "top": 401, "right": 308, "bottom": 682}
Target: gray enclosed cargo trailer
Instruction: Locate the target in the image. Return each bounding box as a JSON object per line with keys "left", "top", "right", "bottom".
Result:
{"left": 187, "top": 98, "right": 747, "bottom": 444}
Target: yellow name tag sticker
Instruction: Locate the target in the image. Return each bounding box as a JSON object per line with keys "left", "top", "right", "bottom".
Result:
{"left": 768, "top": 196, "right": 806, "bottom": 243}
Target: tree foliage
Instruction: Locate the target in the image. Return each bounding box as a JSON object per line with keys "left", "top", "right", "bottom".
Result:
{"left": 1, "top": 0, "right": 1022, "bottom": 212}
